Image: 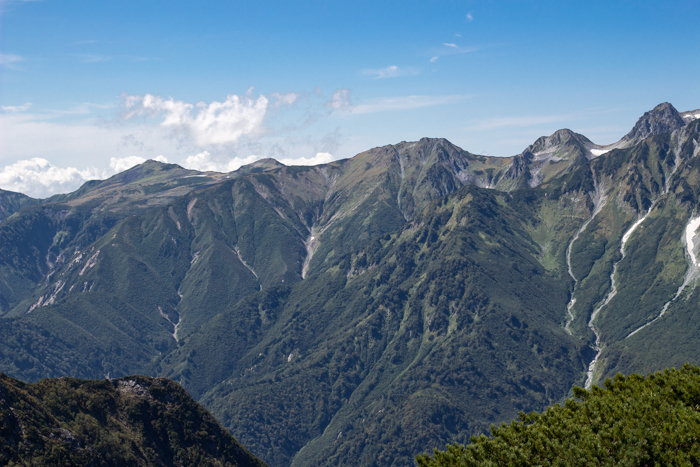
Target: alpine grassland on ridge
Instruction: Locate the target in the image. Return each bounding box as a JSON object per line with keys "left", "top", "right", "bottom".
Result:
{"left": 1, "top": 103, "right": 700, "bottom": 466}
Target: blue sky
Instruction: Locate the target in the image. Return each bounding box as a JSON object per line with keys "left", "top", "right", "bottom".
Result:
{"left": 1, "top": 0, "right": 699, "bottom": 197}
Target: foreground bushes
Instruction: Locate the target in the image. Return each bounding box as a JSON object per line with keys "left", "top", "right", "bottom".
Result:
{"left": 419, "top": 364, "right": 700, "bottom": 466}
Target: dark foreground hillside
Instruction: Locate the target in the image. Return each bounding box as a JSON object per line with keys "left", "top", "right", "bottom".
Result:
{"left": 419, "top": 364, "right": 700, "bottom": 466}
{"left": 0, "top": 374, "right": 266, "bottom": 467}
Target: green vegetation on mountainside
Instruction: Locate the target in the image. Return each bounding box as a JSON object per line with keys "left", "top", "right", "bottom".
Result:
{"left": 0, "top": 189, "right": 37, "bottom": 223}
{"left": 158, "top": 185, "right": 588, "bottom": 467}
{"left": 2, "top": 105, "right": 700, "bottom": 466}
{"left": 562, "top": 120, "right": 700, "bottom": 384}
{"left": 0, "top": 373, "right": 266, "bottom": 466}
{"left": 418, "top": 364, "right": 700, "bottom": 466}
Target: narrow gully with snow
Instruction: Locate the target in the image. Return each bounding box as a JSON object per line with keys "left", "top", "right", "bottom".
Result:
{"left": 584, "top": 150, "right": 685, "bottom": 388}
{"left": 564, "top": 172, "right": 607, "bottom": 335}
{"left": 626, "top": 215, "right": 700, "bottom": 338}
{"left": 584, "top": 210, "right": 647, "bottom": 388}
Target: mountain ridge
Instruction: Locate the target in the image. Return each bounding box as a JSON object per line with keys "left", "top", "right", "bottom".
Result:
{"left": 1, "top": 102, "right": 699, "bottom": 466}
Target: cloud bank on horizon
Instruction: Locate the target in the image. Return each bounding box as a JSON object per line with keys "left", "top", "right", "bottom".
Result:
{"left": 0, "top": 85, "right": 473, "bottom": 197}
{"left": 0, "top": 148, "right": 337, "bottom": 199}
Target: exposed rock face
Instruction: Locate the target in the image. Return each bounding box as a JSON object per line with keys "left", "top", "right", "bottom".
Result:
{"left": 623, "top": 102, "right": 687, "bottom": 145}
{"left": 502, "top": 150, "right": 534, "bottom": 186}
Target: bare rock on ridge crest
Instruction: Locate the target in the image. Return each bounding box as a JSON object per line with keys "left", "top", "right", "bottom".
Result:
{"left": 622, "top": 102, "right": 687, "bottom": 145}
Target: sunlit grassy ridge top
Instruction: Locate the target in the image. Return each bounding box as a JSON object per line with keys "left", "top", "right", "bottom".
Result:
{"left": 418, "top": 364, "right": 700, "bottom": 466}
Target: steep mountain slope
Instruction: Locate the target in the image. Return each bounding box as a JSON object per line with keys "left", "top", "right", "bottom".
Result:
{"left": 0, "top": 373, "right": 266, "bottom": 466}
{"left": 557, "top": 119, "right": 700, "bottom": 387}
{"left": 0, "top": 139, "right": 506, "bottom": 353}
{"left": 170, "top": 184, "right": 588, "bottom": 467}
{"left": 0, "top": 102, "right": 699, "bottom": 466}
{"left": 0, "top": 189, "right": 38, "bottom": 223}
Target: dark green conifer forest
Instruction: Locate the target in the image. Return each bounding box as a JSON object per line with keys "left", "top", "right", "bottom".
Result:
{"left": 419, "top": 364, "right": 700, "bottom": 466}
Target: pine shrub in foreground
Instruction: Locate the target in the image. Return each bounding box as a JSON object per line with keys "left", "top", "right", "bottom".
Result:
{"left": 418, "top": 364, "right": 700, "bottom": 466}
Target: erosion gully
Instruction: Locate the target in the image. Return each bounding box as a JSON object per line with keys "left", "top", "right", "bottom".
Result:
{"left": 577, "top": 150, "right": 685, "bottom": 388}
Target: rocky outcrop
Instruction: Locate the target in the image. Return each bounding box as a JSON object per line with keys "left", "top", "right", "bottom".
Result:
{"left": 622, "top": 102, "right": 687, "bottom": 145}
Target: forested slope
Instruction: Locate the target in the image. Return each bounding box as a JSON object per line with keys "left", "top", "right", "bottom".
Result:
{"left": 418, "top": 364, "right": 700, "bottom": 466}
{"left": 0, "top": 373, "right": 266, "bottom": 466}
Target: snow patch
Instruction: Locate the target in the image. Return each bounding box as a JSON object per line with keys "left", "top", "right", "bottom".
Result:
{"left": 626, "top": 215, "right": 700, "bottom": 339}
{"left": 621, "top": 216, "right": 646, "bottom": 247}
{"left": 681, "top": 110, "right": 700, "bottom": 123}
{"left": 27, "top": 296, "right": 44, "bottom": 313}
{"left": 589, "top": 148, "right": 611, "bottom": 156}
{"left": 686, "top": 216, "right": 700, "bottom": 266}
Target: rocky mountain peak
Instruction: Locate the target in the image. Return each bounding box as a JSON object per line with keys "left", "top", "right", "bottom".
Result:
{"left": 623, "top": 102, "right": 686, "bottom": 144}
{"left": 528, "top": 129, "right": 591, "bottom": 155}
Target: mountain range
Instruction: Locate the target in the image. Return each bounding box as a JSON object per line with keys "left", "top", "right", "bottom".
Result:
{"left": 1, "top": 102, "right": 699, "bottom": 466}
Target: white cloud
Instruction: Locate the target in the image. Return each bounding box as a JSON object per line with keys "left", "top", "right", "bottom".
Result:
{"left": 430, "top": 56, "right": 439, "bottom": 63}
{"left": 0, "top": 53, "right": 24, "bottom": 70}
{"left": 0, "top": 112, "right": 132, "bottom": 168}
{"left": 279, "top": 152, "right": 334, "bottom": 166}
{"left": 270, "top": 92, "right": 299, "bottom": 108}
{"left": 466, "top": 13, "right": 473, "bottom": 22}
{"left": 362, "top": 65, "right": 419, "bottom": 79}
{"left": 348, "top": 94, "right": 470, "bottom": 114}
{"left": 182, "top": 151, "right": 261, "bottom": 172}
{"left": 430, "top": 44, "right": 479, "bottom": 61}
{"left": 184, "top": 151, "right": 220, "bottom": 172}
{"left": 225, "top": 155, "right": 266, "bottom": 171}
{"left": 123, "top": 90, "right": 269, "bottom": 146}
{"left": 1, "top": 103, "right": 32, "bottom": 112}
{"left": 0, "top": 158, "right": 107, "bottom": 198}
{"left": 110, "top": 155, "right": 168, "bottom": 173}
{"left": 327, "top": 88, "right": 352, "bottom": 109}
{"left": 182, "top": 150, "right": 336, "bottom": 173}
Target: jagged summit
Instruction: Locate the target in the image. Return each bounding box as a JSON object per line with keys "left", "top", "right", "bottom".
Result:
{"left": 498, "top": 128, "right": 592, "bottom": 189}
{"left": 622, "top": 102, "right": 687, "bottom": 145}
